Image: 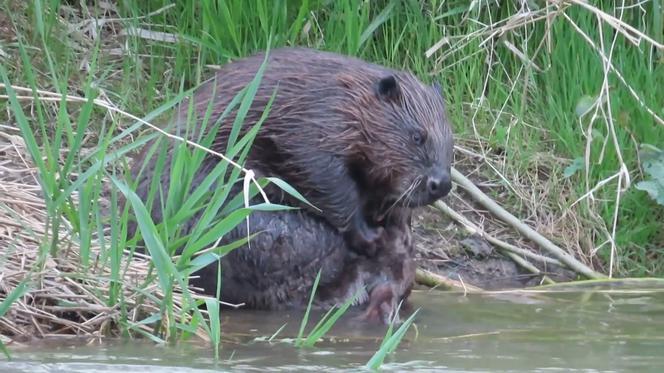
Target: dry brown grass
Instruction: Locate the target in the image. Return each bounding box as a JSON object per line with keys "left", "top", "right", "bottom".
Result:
{"left": 2, "top": 0, "right": 660, "bottom": 343}
{"left": 0, "top": 127, "right": 208, "bottom": 343}
{"left": 425, "top": 0, "right": 664, "bottom": 278}
{"left": 408, "top": 134, "right": 591, "bottom": 289}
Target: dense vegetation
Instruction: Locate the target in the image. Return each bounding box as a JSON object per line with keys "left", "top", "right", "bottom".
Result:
{"left": 117, "top": 0, "right": 663, "bottom": 276}
{"left": 1, "top": 0, "right": 662, "bottom": 362}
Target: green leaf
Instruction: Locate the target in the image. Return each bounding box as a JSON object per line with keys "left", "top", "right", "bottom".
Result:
{"left": 636, "top": 181, "right": 664, "bottom": 206}
{"left": 637, "top": 145, "right": 664, "bottom": 206}
{"left": 226, "top": 45, "right": 271, "bottom": 152}
{"left": 180, "top": 208, "right": 253, "bottom": 261}
{"left": 433, "top": 5, "right": 470, "bottom": 20}
{"left": 591, "top": 128, "right": 604, "bottom": 142}
{"left": 564, "top": 157, "right": 584, "bottom": 178}
{"left": 248, "top": 202, "right": 298, "bottom": 212}
{"left": 204, "top": 297, "right": 221, "bottom": 359}
{"left": 494, "top": 124, "right": 507, "bottom": 144}
{"left": 366, "top": 308, "right": 420, "bottom": 370}
{"left": 265, "top": 177, "right": 319, "bottom": 211}
{"left": 125, "top": 312, "right": 167, "bottom": 344}
{"left": 0, "top": 282, "right": 29, "bottom": 319}
{"left": 289, "top": 0, "right": 310, "bottom": 42}
{"left": 111, "top": 177, "right": 174, "bottom": 294}
{"left": 301, "top": 288, "right": 362, "bottom": 347}
{"left": 296, "top": 269, "right": 322, "bottom": 347}
{"left": 359, "top": 0, "right": 397, "bottom": 48}
{"left": 185, "top": 233, "right": 259, "bottom": 275}
{"left": 575, "top": 95, "right": 596, "bottom": 118}
{"left": 0, "top": 281, "right": 30, "bottom": 359}
{"left": 0, "top": 66, "right": 48, "bottom": 179}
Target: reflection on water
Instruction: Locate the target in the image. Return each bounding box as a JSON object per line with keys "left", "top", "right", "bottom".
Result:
{"left": 2, "top": 283, "right": 664, "bottom": 372}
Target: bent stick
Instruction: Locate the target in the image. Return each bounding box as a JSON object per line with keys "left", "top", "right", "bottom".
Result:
{"left": 450, "top": 167, "right": 605, "bottom": 280}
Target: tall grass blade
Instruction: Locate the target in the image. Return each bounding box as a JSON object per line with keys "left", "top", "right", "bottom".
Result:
{"left": 0, "top": 66, "right": 48, "bottom": 180}
{"left": 0, "top": 281, "right": 29, "bottom": 359}
{"left": 204, "top": 297, "right": 221, "bottom": 360}
{"left": 111, "top": 177, "right": 174, "bottom": 295}
{"left": 359, "top": 0, "right": 397, "bottom": 48}
{"left": 226, "top": 42, "right": 272, "bottom": 152}
{"left": 300, "top": 289, "right": 362, "bottom": 347}
{"left": 296, "top": 269, "right": 322, "bottom": 347}
{"left": 365, "top": 308, "right": 420, "bottom": 370}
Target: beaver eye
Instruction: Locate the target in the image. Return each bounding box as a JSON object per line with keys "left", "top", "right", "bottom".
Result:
{"left": 412, "top": 131, "right": 425, "bottom": 145}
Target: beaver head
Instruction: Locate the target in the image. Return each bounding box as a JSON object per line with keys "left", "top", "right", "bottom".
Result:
{"left": 338, "top": 71, "right": 454, "bottom": 209}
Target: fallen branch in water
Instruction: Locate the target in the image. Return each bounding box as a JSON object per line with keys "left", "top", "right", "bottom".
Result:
{"left": 450, "top": 167, "right": 605, "bottom": 280}
{"left": 434, "top": 201, "right": 556, "bottom": 285}
{"left": 415, "top": 269, "right": 483, "bottom": 293}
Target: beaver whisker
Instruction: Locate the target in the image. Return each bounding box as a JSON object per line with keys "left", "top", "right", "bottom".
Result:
{"left": 402, "top": 177, "right": 423, "bottom": 209}
{"left": 383, "top": 176, "right": 422, "bottom": 217}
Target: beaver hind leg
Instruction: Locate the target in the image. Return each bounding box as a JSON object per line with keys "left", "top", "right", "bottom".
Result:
{"left": 358, "top": 283, "right": 399, "bottom": 325}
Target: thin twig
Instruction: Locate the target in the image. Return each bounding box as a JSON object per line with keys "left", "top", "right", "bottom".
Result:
{"left": 451, "top": 167, "right": 605, "bottom": 279}
{"left": 434, "top": 201, "right": 563, "bottom": 268}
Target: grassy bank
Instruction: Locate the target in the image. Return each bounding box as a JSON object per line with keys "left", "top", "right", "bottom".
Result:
{"left": 0, "top": 0, "right": 662, "bottom": 359}
{"left": 94, "top": 0, "right": 664, "bottom": 276}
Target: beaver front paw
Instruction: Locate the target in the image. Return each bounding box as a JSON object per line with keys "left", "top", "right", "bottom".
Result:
{"left": 345, "top": 217, "right": 384, "bottom": 257}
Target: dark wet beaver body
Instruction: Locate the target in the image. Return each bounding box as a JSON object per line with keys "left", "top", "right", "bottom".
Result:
{"left": 130, "top": 47, "right": 454, "bottom": 256}
{"left": 191, "top": 202, "right": 416, "bottom": 324}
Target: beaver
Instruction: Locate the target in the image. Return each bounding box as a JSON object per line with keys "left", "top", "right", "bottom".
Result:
{"left": 129, "top": 47, "right": 454, "bottom": 257}
{"left": 190, "top": 202, "right": 416, "bottom": 325}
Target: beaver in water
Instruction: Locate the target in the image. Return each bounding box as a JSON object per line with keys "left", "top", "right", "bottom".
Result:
{"left": 191, "top": 201, "right": 416, "bottom": 324}
{"left": 130, "top": 47, "right": 454, "bottom": 257}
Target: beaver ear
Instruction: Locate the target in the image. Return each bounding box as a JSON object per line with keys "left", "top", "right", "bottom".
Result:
{"left": 375, "top": 75, "right": 401, "bottom": 101}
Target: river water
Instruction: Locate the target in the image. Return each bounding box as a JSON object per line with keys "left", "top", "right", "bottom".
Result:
{"left": 2, "top": 281, "right": 663, "bottom": 372}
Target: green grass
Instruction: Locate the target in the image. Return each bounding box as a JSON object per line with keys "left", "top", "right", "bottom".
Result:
{"left": 0, "top": 281, "right": 29, "bottom": 359}
{"left": 107, "top": 0, "right": 663, "bottom": 276}
{"left": 1, "top": 0, "right": 299, "bottom": 350}
{"left": 366, "top": 307, "right": 420, "bottom": 370}
{"left": 294, "top": 270, "right": 363, "bottom": 349}
{"left": 0, "top": 0, "right": 663, "bottom": 368}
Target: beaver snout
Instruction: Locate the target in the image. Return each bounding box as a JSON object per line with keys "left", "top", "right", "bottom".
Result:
{"left": 426, "top": 168, "right": 452, "bottom": 200}
{"left": 402, "top": 167, "right": 452, "bottom": 208}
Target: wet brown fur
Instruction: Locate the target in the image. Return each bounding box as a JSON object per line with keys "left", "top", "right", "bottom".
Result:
{"left": 191, "top": 199, "right": 416, "bottom": 324}
{"left": 130, "top": 47, "right": 454, "bottom": 256}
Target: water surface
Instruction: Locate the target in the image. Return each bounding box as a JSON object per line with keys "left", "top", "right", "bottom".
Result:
{"left": 2, "top": 282, "right": 664, "bottom": 372}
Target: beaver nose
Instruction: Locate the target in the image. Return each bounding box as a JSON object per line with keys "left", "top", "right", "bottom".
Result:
{"left": 426, "top": 169, "right": 452, "bottom": 199}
